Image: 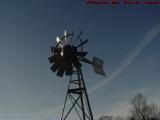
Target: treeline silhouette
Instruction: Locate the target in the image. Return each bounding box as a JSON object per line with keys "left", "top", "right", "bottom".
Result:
{"left": 98, "top": 93, "right": 160, "bottom": 120}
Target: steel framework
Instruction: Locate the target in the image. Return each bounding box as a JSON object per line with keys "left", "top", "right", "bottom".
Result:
{"left": 60, "top": 68, "right": 94, "bottom": 120}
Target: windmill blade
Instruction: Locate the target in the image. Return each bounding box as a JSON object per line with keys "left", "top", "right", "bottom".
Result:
{"left": 51, "top": 47, "right": 59, "bottom": 53}
{"left": 64, "top": 30, "right": 67, "bottom": 37}
{"left": 57, "top": 43, "right": 63, "bottom": 48}
{"left": 48, "top": 54, "right": 61, "bottom": 63}
{"left": 57, "top": 66, "right": 65, "bottom": 77}
{"left": 64, "top": 30, "right": 67, "bottom": 41}
{"left": 56, "top": 36, "right": 62, "bottom": 43}
{"left": 51, "top": 47, "right": 61, "bottom": 54}
{"left": 48, "top": 55, "right": 56, "bottom": 63}
{"left": 65, "top": 66, "right": 73, "bottom": 75}
{"left": 50, "top": 62, "right": 60, "bottom": 72}
{"left": 56, "top": 36, "right": 63, "bottom": 48}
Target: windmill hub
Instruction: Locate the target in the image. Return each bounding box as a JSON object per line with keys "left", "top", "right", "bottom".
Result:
{"left": 63, "top": 45, "right": 77, "bottom": 57}
{"left": 62, "top": 45, "right": 81, "bottom": 69}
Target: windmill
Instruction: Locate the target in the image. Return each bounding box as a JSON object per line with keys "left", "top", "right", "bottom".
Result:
{"left": 48, "top": 30, "right": 105, "bottom": 120}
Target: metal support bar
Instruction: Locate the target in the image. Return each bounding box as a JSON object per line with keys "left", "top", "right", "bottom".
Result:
{"left": 63, "top": 96, "right": 80, "bottom": 120}
{"left": 69, "top": 94, "right": 91, "bottom": 120}
{"left": 60, "top": 67, "right": 94, "bottom": 120}
{"left": 69, "top": 95, "right": 83, "bottom": 120}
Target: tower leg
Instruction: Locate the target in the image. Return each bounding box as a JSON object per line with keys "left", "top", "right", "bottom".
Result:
{"left": 60, "top": 68, "right": 94, "bottom": 120}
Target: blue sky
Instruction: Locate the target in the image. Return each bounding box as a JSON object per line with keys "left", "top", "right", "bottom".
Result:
{"left": 0, "top": 0, "right": 160, "bottom": 120}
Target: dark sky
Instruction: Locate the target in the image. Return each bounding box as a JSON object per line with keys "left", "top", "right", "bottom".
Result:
{"left": 0, "top": 0, "right": 160, "bottom": 120}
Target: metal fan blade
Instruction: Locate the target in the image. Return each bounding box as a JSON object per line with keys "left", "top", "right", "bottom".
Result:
{"left": 64, "top": 30, "right": 67, "bottom": 40}
{"left": 48, "top": 55, "right": 56, "bottom": 63}
{"left": 56, "top": 36, "right": 63, "bottom": 48}
{"left": 57, "top": 67, "right": 64, "bottom": 77}
{"left": 49, "top": 53, "right": 62, "bottom": 63}
{"left": 65, "top": 67, "right": 72, "bottom": 75}
{"left": 58, "top": 43, "right": 63, "bottom": 48}
{"left": 51, "top": 47, "right": 61, "bottom": 54}
{"left": 50, "top": 63, "right": 59, "bottom": 72}
{"left": 64, "top": 30, "right": 67, "bottom": 36}
{"left": 56, "top": 36, "right": 61, "bottom": 43}
{"left": 63, "top": 30, "right": 68, "bottom": 45}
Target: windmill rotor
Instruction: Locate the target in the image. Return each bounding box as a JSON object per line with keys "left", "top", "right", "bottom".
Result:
{"left": 49, "top": 30, "right": 105, "bottom": 77}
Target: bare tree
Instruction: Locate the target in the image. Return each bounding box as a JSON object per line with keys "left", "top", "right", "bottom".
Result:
{"left": 114, "top": 116, "right": 125, "bottom": 120}
{"left": 147, "top": 103, "right": 160, "bottom": 120}
{"left": 99, "top": 115, "right": 113, "bottom": 120}
{"left": 98, "top": 93, "right": 160, "bottom": 120}
{"left": 129, "top": 93, "right": 160, "bottom": 120}
{"left": 129, "top": 93, "right": 149, "bottom": 120}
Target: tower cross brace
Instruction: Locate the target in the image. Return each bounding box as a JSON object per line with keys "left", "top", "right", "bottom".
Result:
{"left": 60, "top": 68, "right": 94, "bottom": 120}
